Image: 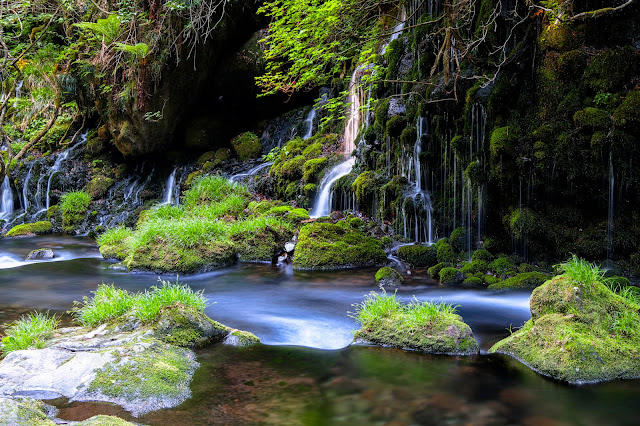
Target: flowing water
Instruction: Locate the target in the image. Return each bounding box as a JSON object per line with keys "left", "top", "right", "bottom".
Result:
{"left": 1, "top": 236, "right": 640, "bottom": 424}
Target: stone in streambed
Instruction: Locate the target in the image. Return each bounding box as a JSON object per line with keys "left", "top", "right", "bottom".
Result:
{"left": 375, "top": 267, "right": 404, "bottom": 287}
{"left": 26, "top": 248, "right": 54, "bottom": 260}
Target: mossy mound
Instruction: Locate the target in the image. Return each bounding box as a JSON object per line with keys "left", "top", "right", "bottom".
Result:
{"left": 86, "top": 176, "right": 115, "bottom": 199}
{"left": 396, "top": 244, "right": 437, "bottom": 267}
{"left": 375, "top": 267, "right": 404, "bottom": 287}
{"left": 154, "top": 303, "right": 229, "bottom": 347}
{"left": 353, "top": 293, "right": 479, "bottom": 355}
{"left": 5, "top": 221, "right": 52, "bottom": 237}
{"left": 490, "top": 275, "right": 640, "bottom": 383}
{"left": 293, "top": 221, "right": 386, "bottom": 270}
{"left": 488, "top": 272, "right": 551, "bottom": 291}
{"left": 231, "top": 132, "right": 262, "bottom": 160}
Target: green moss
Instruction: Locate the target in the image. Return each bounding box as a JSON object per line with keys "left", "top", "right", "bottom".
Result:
{"left": 428, "top": 262, "right": 448, "bottom": 279}
{"left": 230, "top": 330, "right": 261, "bottom": 346}
{"left": 88, "top": 341, "right": 196, "bottom": 400}
{"left": 489, "top": 256, "right": 515, "bottom": 276}
{"left": 490, "top": 274, "right": 640, "bottom": 383}
{"left": 5, "top": 221, "right": 52, "bottom": 237}
{"left": 507, "top": 208, "right": 537, "bottom": 239}
{"left": 489, "top": 126, "right": 519, "bottom": 158}
{"left": 302, "top": 142, "right": 323, "bottom": 159}
{"left": 60, "top": 191, "right": 91, "bottom": 232}
{"left": 483, "top": 274, "right": 501, "bottom": 285}
{"left": 439, "top": 267, "right": 463, "bottom": 285}
{"left": 584, "top": 46, "right": 638, "bottom": 93}
{"left": 231, "top": 217, "right": 293, "bottom": 262}
{"left": 231, "top": 132, "right": 262, "bottom": 160}
{"left": 449, "top": 227, "right": 467, "bottom": 253}
{"left": 472, "top": 249, "right": 493, "bottom": 262}
{"left": 397, "top": 244, "right": 437, "bottom": 267}
{"left": 86, "top": 176, "right": 115, "bottom": 199}
{"left": 488, "top": 272, "right": 551, "bottom": 291}
{"left": 0, "top": 397, "right": 56, "bottom": 425}
{"left": 302, "top": 157, "right": 327, "bottom": 181}
{"left": 460, "top": 260, "right": 488, "bottom": 275}
{"left": 97, "top": 227, "right": 133, "bottom": 260}
{"left": 353, "top": 292, "right": 479, "bottom": 355}
{"left": 75, "top": 415, "right": 138, "bottom": 426}
{"left": 573, "top": 107, "right": 610, "bottom": 130}
{"left": 462, "top": 276, "right": 484, "bottom": 288}
{"left": 436, "top": 242, "right": 456, "bottom": 264}
{"left": 375, "top": 266, "right": 404, "bottom": 287}
{"left": 303, "top": 183, "right": 317, "bottom": 195}
{"left": 154, "top": 304, "right": 228, "bottom": 347}
{"left": 352, "top": 171, "right": 378, "bottom": 205}
{"left": 385, "top": 115, "right": 406, "bottom": 138}
{"left": 613, "top": 91, "right": 640, "bottom": 129}
{"left": 197, "top": 151, "right": 216, "bottom": 165}
{"left": 293, "top": 221, "right": 386, "bottom": 270}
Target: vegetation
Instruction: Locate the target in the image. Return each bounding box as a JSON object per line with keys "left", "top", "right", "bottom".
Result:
{"left": 352, "top": 291, "right": 479, "bottom": 355}
{"left": 490, "top": 257, "right": 640, "bottom": 383}
{"left": 5, "top": 221, "right": 52, "bottom": 237}
{"left": 375, "top": 266, "right": 403, "bottom": 287}
{"left": 1, "top": 312, "right": 59, "bottom": 354}
{"left": 60, "top": 191, "right": 91, "bottom": 232}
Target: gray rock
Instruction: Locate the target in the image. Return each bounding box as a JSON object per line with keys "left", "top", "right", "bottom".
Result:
{"left": 25, "top": 248, "right": 54, "bottom": 260}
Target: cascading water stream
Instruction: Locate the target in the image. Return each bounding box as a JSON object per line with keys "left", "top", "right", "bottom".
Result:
{"left": 0, "top": 176, "right": 15, "bottom": 219}
{"left": 302, "top": 107, "right": 316, "bottom": 140}
{"left": 163, "top": 167, "right": 178, "bottom": 205}
{"left": 44, "top": 133, "right": 88, "bottom": 211}
{"left": 229, "top": 161, "right": 274, "bottom": 183}
{"left": 310, "top": 66, "right": 365, "bottom": 218}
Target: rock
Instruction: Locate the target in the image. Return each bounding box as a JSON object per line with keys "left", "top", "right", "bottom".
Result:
{"left": 26, "top": 248, "right": 54, "bottom": 260}
{"left": 488, "top": 272, "right": 551, "bottom": 291}
{"left": 396, "top": 244, "right": 437, "bottom": 267}
{"left": 153, "top": 303, "right": 229, "bottom": 347}
{"left": 490, "top": 274, "right": 640, "bottom": 383}
{"left": 293, "top": 221, "right": 387, "bottom": 270}
{"left": 222, "top": 330, "right": 261, "bottom": 347}
{"left": 284, "top": 241, "right": 296, "bottom": 253}
{"left": 5, "top": 221, "right": 52, "bottom": 238}
{"left": 375, "top": 267, "right": 404, "bottom": 287}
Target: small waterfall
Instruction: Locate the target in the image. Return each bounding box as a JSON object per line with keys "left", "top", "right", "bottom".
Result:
{"left": 302, "top": 107, "right": 316, "bottom": 140}
{"left": 163, "top": 167, "right": 178, "bottom": 205}
{"left": 22, "top": 161, "right": 36, "bottom": 212}
{"left": 0, "top": 176, "right": 14, "bottom": 219}
{"left": 310, "top": 66, "right": 367, "bottom": 218}
{"left": 607, "top": 152, "right": 614, "bottom": 266}
{"left": 229, "top": 161, "right": 274, "bottom": 183}
{"left": 45, "top": 132, "right": 88, "bottom": 210}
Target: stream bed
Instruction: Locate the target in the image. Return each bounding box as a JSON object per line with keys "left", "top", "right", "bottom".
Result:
{"left": 1, "top": 236, "right": 640, "bottom": 425}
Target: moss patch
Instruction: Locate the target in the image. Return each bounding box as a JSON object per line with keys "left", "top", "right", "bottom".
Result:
{"left": 231, "top": 132, "right": 262, "bottom": 160}
{"left": 490, "top": 275, "right": 640, "bottom": 383}
{"left": 293, "top": 221, "right": 386, "bottom": 270}
{"left": 397, "top": 244, "right": 437, "bottom": 267}
{"left": 5, "top": 221, "right": 52, "bottom": 237}
{"left": 488, "top": 271, "right": 551, "bottom": 290}
{"left": 375, "top": 267, "right": 404, "bottom": 287}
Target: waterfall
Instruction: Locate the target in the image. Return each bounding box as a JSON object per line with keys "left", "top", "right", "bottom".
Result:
{"left": 607, "top": 152, "right": 614, "bottom": 266}
{"left": 22, "top": 161, "right": 36, "bottom": 212}
{"left": 302, "top": 107, "right": 316, "bottom": 140}
{"left": 229, "top": 161, "right": 273, "bottom": 183}
{"left": 44, "top": 132, "right": 88, "bottom": 210}
{"left": 0, "top": 176, "right": 14, "bottom": 219}
{"left": 310, "top": 66, "right": 366, "bottom": 218}
{"left": 163, "top": 167, "right": 178, "bottom": 205}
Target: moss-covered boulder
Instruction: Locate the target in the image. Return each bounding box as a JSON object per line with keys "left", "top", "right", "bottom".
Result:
{"left": 375, "top": 267, "right": 404, "bottom": 287}
{"left": 86, "top": 176, "right": 115, "bottom": 199}
{"left": 488, "top": 271, "right": 551, "bottom": 291}
{"left": 439, "top": 267, "right": 464, "bottom": 284}
{"left": 5, "top": 221, "right": 52, "bottom": 237}
{"left": 231, "top": 132, "right": 262, "bottom": 160}
{"left": 293, "top": 221, "right": 387, "bottom": 270}
{"left": 490, "top": 274, "right": 640, "bottom": 383}
{"left": 352, "top": 292, "right": 479, "bottom": 355}
{"left": 397, "top": 244, "right": 437, "bottom": 267}
{"left": 97, "top": 227, "right": 133, "bottom": 260}
{"left": 60, "top": 191, "right": 91, "bottom": 233}
{"left": 154, "top": 303, "right": 230, "bottom": 347}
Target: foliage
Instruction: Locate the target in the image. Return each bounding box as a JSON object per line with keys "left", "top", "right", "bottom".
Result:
{"left": 555, "top": 255, "right": 606, "bottom": 287}
{"left": 74, "top": 284, "right": 135, "bottom": 326}
{"left": 134, "top": 279, "right": 208, "bottom": 323}
{"left": 1, "top": 312, "right": 59, "bottom": 354}
{"left": 5, "top": 221, "right": 52, "bottom": 237}
{"left": 60, "top": 191, "right": 91, "bottom": 215}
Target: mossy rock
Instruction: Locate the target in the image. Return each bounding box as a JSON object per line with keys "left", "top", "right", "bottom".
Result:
{"left": 154, "top": 303, "right": 229, "bottom": 347}
{"left": 490, "top": 275, "right": 640, "bottom": 383}
{"left": 231, "top": 132, "right": 262, "bottom": 160}
{"left": 375, "top": 267, "right": 404, "bottom": 287}
{"left": 583, "top": 46, "right": 638, "bottom": 93}
{"left": 226, "top": 330, "right": 261, "bottom": 347}
{"left": 428, "top": 262, "right": 448, "bottom": 279}
{"left": 472, "top": 249, "right": 493, "bottom": 261}
{"left": 462, "top": 276, "right": 484, "bottom": 288}
{"left": 449, "top": 227, "right": 467, "bottom": 253}
{"left": 613, "top": 91, "right": 640, "bottom": 129}
{"left": 489, "top": 256, "right": 515, "bottom": 276}
{"left": 5, "top": 221, "right": 52, "bottom": 237}
{"left": 460, "top": 260, "right": 488, "bottom": 275}
{"left": 0, "top": 397, "right": 55, "bottom": 425}
{"left": 293, "top": 221, "right": 386, "bottom": 270}
{"left": 60, "top": 191, "right": 91, "bottom": 233}
{"left": 302, "top": 157, "right": 328, "bottom": 181}
{"left": 354, "top": 303, "right": 479, "bottom": 356}
{"left": 397, "top": 244, "right": 437, "bottom": 267}
{"left": 86, "top": 176, "right": 115, "bottom": 199}
{"left": 436, "top": 242, "right": 456, "bottom": 264}
{"left": 232, "top": 220, "right": 293, "bottom": 262}
{"left": 489, "top": 126, "right": 519, "bottom": 158}
{"left": 197, "top": 151, "right": 216, "bottom": 165}
{"left": 573, "top": 107, "right": 610, "bottom": 130}
{"left": 488, "top": 272, "right": 551, "bottom": 291}
{"left": 439, "top": 267, "right": 464, "bottom": 285}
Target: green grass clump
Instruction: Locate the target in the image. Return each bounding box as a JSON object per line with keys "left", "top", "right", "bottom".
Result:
{"left": 183, "top": 175, "right": 249, "bottom": 208}
{"left": 60, "top": 190, "right": 91, "bottom": 215}
{"left": 351, "top": 291, "right": 478, "bottom": 355}
{"left": 133, "top": 279, "right": 207, "bottom": 323}
{"left": 1, "top": 312, "right": 59, "bottom": 354}
{"left": 555, "top": 254, "right": 605, "bottom": 286}
{"left": 74, "top": 284, "right": 135, "bottom": 327}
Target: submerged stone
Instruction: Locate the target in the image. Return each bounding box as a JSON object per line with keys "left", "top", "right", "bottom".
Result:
{"left": 490, "top": 275, "right": 640, "bottom": 383}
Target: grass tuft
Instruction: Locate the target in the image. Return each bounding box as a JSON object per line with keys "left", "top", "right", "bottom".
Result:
{"left": 73, "top": 284, "right": 135, "bottom": 326}
{"left": 133, "top": 278, "right": 208, "bottom": 323}
{"left": 1, "top": 312, "right": 59, "bottom": 354}
{"left": 555, "top": 255, "right": 607, "bottom": 286}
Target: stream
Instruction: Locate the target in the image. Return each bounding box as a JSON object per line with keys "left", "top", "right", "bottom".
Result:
{"left": 1, "top": 236, "right": 640, "bottom": 425}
